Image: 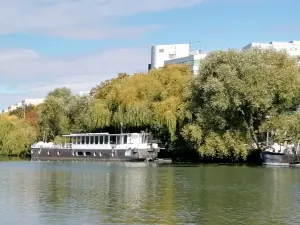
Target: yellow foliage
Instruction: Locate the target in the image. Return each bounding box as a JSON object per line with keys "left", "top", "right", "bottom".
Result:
{"left": 92, "top": 64, "right": 192, "bottom": 137}
{"left": 0, "top": 114, "right": 20, "bottom": 124}
{"left": 0, "top": 115, "right": 37, "bottom": 156}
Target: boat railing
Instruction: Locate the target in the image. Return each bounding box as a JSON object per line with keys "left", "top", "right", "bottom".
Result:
{"left": 59, "top": 143, "right": 72, "bottom": 149}
{"left": 31, "top": 142, "right": 73, "bottom": 149}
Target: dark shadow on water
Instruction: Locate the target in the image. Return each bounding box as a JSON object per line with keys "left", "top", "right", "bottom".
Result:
{"left": 0, "top": 156, "right": 30, "bottom": 162}
{"left": 158, "top": 162, "right": 263, "bottom": 168}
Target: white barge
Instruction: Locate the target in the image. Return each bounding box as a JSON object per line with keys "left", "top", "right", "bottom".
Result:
{"left": 30, "top": 132, "right": 161, "bottom": 161}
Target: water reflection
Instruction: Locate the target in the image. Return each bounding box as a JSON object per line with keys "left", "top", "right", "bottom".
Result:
{"left": 1, "top": 161, "right": 300, "bottom": 224}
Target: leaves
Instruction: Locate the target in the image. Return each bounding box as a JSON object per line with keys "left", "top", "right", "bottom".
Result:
{"left": 183, "top": 49, "right": 300, "bottom": 159}
{"left": 35, "top": 66, "right": 192, "bottom": 142}
{"left": 90, "top": 64, "right": 192, "bottom": 138}
{"left": 0, "top": 115, "right": 36, "bottom": 156}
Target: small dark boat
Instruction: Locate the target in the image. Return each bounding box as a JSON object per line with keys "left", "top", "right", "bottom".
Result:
{"left": 261, "top": 141, "right": 300, "bottom": 166}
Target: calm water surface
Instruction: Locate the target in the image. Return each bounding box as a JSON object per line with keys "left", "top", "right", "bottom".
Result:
{"left": 0, "top": 160, "right": 300, "bottom": 225}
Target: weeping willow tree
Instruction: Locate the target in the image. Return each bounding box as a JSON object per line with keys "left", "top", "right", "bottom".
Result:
{"left": 0, "top": 114, "right": 37, "bottom": 156}
{"left": 91, "top": 65, "right": 192, "bottom": 139}
{"left": 182, "top": 48, "right": 300, "bottom": 161}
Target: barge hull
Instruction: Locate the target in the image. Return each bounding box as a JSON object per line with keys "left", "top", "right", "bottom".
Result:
{"left": 261, "top": 152, "right": 300, "bottom": 165}
{"left": 31, "top": 147, "right": 158, "bottom": 162}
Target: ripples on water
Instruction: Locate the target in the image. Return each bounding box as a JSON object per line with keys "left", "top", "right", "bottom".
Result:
{"left": 1, "top": 161, "right": 300, "bottom": 224}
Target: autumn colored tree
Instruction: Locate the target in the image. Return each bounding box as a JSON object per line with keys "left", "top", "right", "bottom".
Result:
{"left": 0, "top": 114, "right": 37, "bottom": 156}
{"left": 90, "top": 65, "right": 192, "bottom": 139}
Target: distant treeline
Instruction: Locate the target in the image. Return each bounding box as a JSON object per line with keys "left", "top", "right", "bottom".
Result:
{"left": 3, "top": 49, "right": 300, "bottom": 162}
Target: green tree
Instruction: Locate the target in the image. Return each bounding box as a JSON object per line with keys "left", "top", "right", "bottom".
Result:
{"left": 182, "top": 49, "right": 300, "bottom": 160}
{"left": 38, "top": 87, "right": 75, "bottom": 140}
{"left": 260, "top": 112, "right": 300, "bottom": 143}
{"left": 0, "top": 114, "right": 37, "bottom": 156}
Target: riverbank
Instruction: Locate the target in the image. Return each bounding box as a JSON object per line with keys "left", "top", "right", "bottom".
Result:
{"left": 0, "top": 156, "right": 30, "bottom": 162}
{"left": 0, "top": 147, "right": 263, "bottom": 165}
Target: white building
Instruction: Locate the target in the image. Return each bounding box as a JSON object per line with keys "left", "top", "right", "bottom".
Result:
{"left": 149, "top": 43, "right": 190, "bottom": 69}
{"left": 149, "top": 43, "right": 210, "bottom": 75}
{"left": 1, "top": 98, "right": 45, "bottom": 114}
{"left": 7, "top": 105, "right": 18, "bottom": 112}
{"left": 78, "top": 91, "right": 90, "bottom": 97}
{"left": 164, "top": 50, "right": 209, "bottom": 75}
{"left": 22, "top": 98, "right": 44, "bottom": 106}
{"left": 243, "top": 40, "right": 300, "bottom": 65}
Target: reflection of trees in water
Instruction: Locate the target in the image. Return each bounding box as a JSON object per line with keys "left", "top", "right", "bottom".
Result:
{"left": 104, "top": 166, "right": 179, "bottom": 224}
{"left": 145, "top": 167, "right": 178, "bottom": 224}
{"left": 102, "top": 163, "right": 163, "bottom": 224}
{"left": 37, "top": 165, "right": 73, "bottom": 223}
{"left": 37, "top": 162, "right": 174, "bottom": 224}
{"left": 263, "top": 167, "right": 297, "bottom": 224}
{"left": 36, "top": 163, "right": 298, "bottom": 225}
{"left": 170, "top": 166, "right": 293, "bottom": 225}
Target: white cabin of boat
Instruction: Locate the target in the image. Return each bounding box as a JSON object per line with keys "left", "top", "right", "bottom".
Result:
{"left": 31, "top": 132, "right": 158, "bottom": 150}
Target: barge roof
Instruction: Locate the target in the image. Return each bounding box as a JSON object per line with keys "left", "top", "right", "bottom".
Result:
{"left": 62, "top": 132, "right": 150, "bottom": 137}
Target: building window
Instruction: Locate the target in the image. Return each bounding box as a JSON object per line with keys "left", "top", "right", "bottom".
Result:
{"left": 159, "top": 49, "right": 164, "bottom": 53}
{"left": 169, "top": 54, "right": 176, "bottom": 58}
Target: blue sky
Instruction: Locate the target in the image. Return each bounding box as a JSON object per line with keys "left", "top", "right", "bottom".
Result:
{"left": 0, "top": 0, "right": 299, "bottom": 109}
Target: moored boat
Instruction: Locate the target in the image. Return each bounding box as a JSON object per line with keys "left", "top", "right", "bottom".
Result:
{"left": 30, "top": 132, "right": 162, "bottom": 162}
{"left": 260, "top": 139, "right": 300, "bottom": 166}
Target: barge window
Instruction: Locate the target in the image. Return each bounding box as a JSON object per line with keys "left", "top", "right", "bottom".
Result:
{"left": 86, "top": 136, "right": 89, "bottom": 144}
{"left": 116, "top": 136, "right": 121, "bottom": 144}
{"left": 72, "top": 137, "right": 76, "bottom": 144}
{"left": 77, "top": 151, "right": 83, "bottom": 156}
{"left": 105, "top": 136, "right": 109, "bottom": 144}
{"left": 100, "top": 136, "right": 103, "bottom": 144}
{"left": 77, "top": 137, "right": 80, "bottom": 144}
{"left": 110, "top": 136, "right": 116, "bottom": 144}
{"left": 86, "top": 152, "right": 91, "bottom": 156}
{"left": 81, "top": 137, "right": 85, "bottom": 144}
{"left": 124, "top": 135, "right": 127, "bottom": 144}
{"left": 90, "top": 136, "right": 94, "bottom": 144}
{"left": 95, "top": 136, "right": 99, "bottom": 144}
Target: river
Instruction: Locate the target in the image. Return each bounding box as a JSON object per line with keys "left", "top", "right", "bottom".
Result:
{"left": 0, "top": 160, "right": 299, "bottom": 225}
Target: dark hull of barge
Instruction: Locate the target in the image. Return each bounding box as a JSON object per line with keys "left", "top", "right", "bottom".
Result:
{"left": 261, "top": 152, "right": 300, "bottom": 166}
{"left": 31, "top": 148, "right": 159, "bottom": 162}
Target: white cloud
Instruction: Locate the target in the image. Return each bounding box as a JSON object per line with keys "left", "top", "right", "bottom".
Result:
{"left": 0, "top": 47, "right": 150, "bottom": 109}
{"left": 0, "top": 0, "right": 203, "bottom": 38}
{"left": 0, "top": 0, "right": 206, "bottom": 108}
